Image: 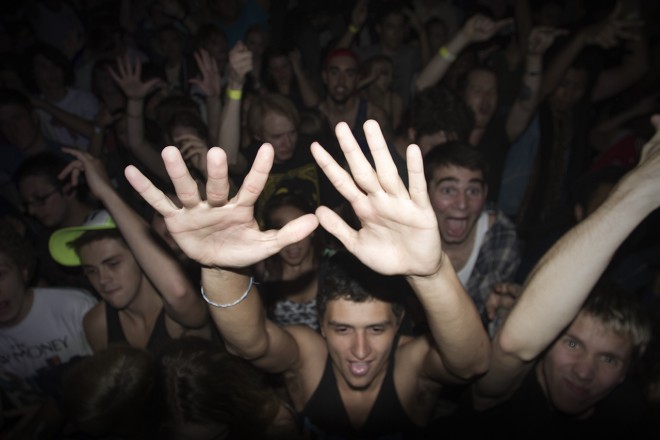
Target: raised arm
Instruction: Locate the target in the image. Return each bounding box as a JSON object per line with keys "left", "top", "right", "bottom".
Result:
{"left": 123, "top": 143, "right": 319, "bottom": 372}
{"left": 60, "top": 148, "right": 208, "bottom": 329}
{"left": 539, "top": 2, "right": 641, "bottom": 102}
{"left": 219, "top": 41, "right": 252, "bottom": 175}
{"left": 189, "top": 48, "right": 222, "bottom": 146}
{"left": 505, "top": 26, "right": 566, "bottom": 142}
{"left": 289, "top": 48, "right": 321, "bottom": 108}
{"left": 108, "top": 54, "right": 169, "bottom": 181}
{"left": 31, "top": 94, "right": 98, "bottom": 141}
{"left": 474, "top": 115, "right": 660, "bottom": 406}
{"left": 311, "top": 121, "right": 490, "bottom": 381}
{"left": 333, "top": 0, "right": 368, "bottom": 50}
{"left": 415, "top": 14, "right": 513, "bottom": 92}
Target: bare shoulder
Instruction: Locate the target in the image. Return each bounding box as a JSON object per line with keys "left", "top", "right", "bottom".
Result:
{"left": 83, "top": 302, "right": 108, "bottom": 353}
{"left": 280, "top": 325, "right": 328, "bottom": 410}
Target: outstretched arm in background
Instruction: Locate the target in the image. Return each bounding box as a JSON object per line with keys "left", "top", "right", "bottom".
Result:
{"left": 474, "top": 115, "right": 660, "bottom": 407}
{"left": 415, "top": 14, "right": 513, "bottom": 92}
{"left": 108, "top": 54, "right": 169, "bottom": 181}
{"left": 219, "top": 41, "right": 252, "bottom": 175}
{"left": 505, "top": 26, "right": 567, "bottom": 142}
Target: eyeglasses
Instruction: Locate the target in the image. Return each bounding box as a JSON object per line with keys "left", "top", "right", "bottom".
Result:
{"left": 22, "top": 189, "right": 59, "bottom": 211}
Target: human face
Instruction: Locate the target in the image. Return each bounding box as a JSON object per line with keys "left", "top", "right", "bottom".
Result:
{"left": 0, "top": 103, "right": 39, "bottom": 149}
{"left": 320, "top": 298, "right": 400, "bottom": 390}
{"left": 0, "top": 254, "right": 31, "bottom": 328}
{"left": 322, "top": 55, "right": 359, "bottom": 104}
{"left": 464, "top": 70, "right": 498, "bottom": 129}
{"left": 267, "top": 55, "right": 293, "bottom": 86}
{"left": 268, "top": 205, "right": 313, "bottom": 267}
{"left": 549, "top": 68, "right": 588, "bottom": 112}
{"left": 79, "top": 238, "right": 144, "bottom": 310}
{"left": 260, "top": 111, "right": 298, "bottom": 163}
{"left": 428, "top": 165, "right": 487, "bottom": 245}
{"left": 377, "top": 13, "right": 406, "bottom": 51}
{"left": 538, "top": 311, "right": 633, "bottom": 417}
{"left": 32, "top": 54, "right": 65, "bottom": 93}
{"left": 18, "top": 175, "right": 67, "bottom": 228}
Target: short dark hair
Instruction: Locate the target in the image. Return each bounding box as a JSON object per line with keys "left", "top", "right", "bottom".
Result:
{"left": 317, "top": 252, "right": 407, "bottom": 321}
{"left": 14, "top": 152, "right": 69, "bottom": 191}
{"left": 424, "top": 141, "right": 489, "bottom": 185}
{"left": 166, "top": 110, "right": 208, "bottom": 141}
{"left": 399, "top": 86, "right": 474, "bottom": 142}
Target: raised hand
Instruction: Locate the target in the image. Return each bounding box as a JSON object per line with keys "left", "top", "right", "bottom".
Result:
{"left": 461, "top": 14, "right": 514, "bottom": 44}
{"left": 124, "top": 145, "right": 319, "bottom": 268}
{"left": 176, "top": 134, "right": 209, "bottom": 176}
{"left": 485, "top": 282, "right": 522, "bottom": 322}
{"left": 581, "top": 1, "right": 642, "bottom": 49}
{"left": 310, "top": 120, "right": 441, "bottom": 276}
{"left": 108, "top": 54, "right": 165, "bottom": 100}
{"left": 527, "top": 26, "right": 568, "bottom": 56}
{"left": 190, "top": 48, "right": 222, "bottom": 98}
{"left": 228, "top": 41, "right": 253, "bottom": 87}
{"left": 59, "top": 148, "right": 114, "bottom": 199}
{"left": 350, "top": 0, "right": 368, "bottom": 29}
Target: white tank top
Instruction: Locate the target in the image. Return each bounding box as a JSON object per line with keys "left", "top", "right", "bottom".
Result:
{"left": 457, "top": 211, "right": 489, "bottom": 286}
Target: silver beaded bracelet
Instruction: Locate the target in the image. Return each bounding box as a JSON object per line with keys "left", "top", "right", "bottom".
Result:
{"left": 200, "top": 276, "right": 256, "bottom": 308}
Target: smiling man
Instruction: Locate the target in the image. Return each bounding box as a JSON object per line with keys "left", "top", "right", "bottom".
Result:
{"left": 424, "top": 142, "right": 520, "bottom": 326}
{"left": 123, "top": 120, "right": 490, "bottom": 438}
{"left": 451, "top": 114, "right": 660, "bottom": 437}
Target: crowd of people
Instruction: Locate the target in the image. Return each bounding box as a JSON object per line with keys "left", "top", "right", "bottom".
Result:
{"left": 1, "top": 0, "right": 659, "bottom": 438}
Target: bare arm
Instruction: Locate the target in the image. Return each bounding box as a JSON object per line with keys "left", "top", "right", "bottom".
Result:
{"left": 415, "top": 15, "right": 513, "bottom": 92}
{"left": 474, "top": 115, "right": 660, "bottom": 405}
{"left": 540, "top": 2, "right": 641, "bottom": 101}
{"left": 61, "top": 148, "right": 208, "bottom": 329}
{"left": 311, "top": 121, "right": 490, "bottom": 381}
{"left": 124, "top": 143, "right": 319, "bottom": 372}
{"left": 108, "top": 54, "right": 169, "bottom": 181}
{"left": 289, "top": 49, "right": 321, "bottom": 108}
{"left": 31, "top": 95, "right": 96, "bottom": 140}
{"left": 189, "top": 49, "right": 222, "bottom": 145}
{"left": 506, "top": 27, "right": 567, "bottom": 142}
{"left": 219, "top": 41, "right": 253, "bottom": 174}
{"left": 591, "top": 36, "right": 648, "bottom": 102}
{"left": 333, "top": 0, "right": 368, "bottom": 50}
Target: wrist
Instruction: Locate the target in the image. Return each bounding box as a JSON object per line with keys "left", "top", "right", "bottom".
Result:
{"left": 348, "top": 23, "right": 360, "bottom": 34}
{"left": 226, "top": 87, "right": 242, "bottom": 101}
{"left": 438, "top": 46, "right": 456, "bottom": 62}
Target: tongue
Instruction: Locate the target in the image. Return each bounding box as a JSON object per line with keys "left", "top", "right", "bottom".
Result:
{"left": 446, "top": 219, "right": 466, "bottom": 237}
{"left": 350, "top": 362, "right": 369, "bottom": 376}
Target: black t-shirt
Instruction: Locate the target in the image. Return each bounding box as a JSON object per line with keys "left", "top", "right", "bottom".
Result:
{"left": 245, "top": 134, "right": 343, "bottom": 224}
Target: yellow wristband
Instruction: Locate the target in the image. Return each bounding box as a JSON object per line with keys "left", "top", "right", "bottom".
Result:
{"left": 348, "top": 23, "right": 360, "bottom": 34}
{"left": 226, "top": 88, "right": 242, "bottom": 100}
{"left": 438, "top": 46, "right": 456, "bottom": 62}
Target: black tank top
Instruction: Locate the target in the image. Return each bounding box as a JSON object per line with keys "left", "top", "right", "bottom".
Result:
{"left": 105, "top": 303, "right": 172, "bottom": 352}
{"left": 299, "top": 335, "right": 417, "bottom": 439}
